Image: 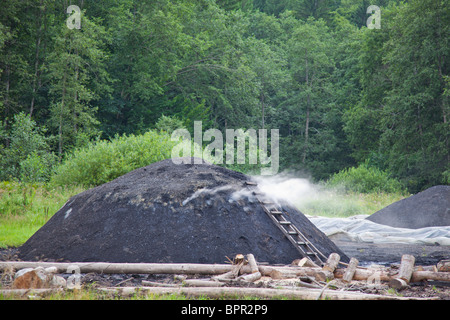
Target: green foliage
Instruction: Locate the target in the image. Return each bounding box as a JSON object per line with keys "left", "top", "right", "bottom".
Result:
{"left": 0, "top": 0, "right": 447, "bottom": 192}
{"left": 0, "top": 113, "right": 56, "bottom": 182}
{"left": 20, "top": 151, "right": 57, "bottom": 183}
{"left": 378, "top": 0, "right": 449, "bottom": 192}
{"left": 51, "top": 130, "right": 177, "bottom": 186}
{"left": 0, "top": 181, "right": 84, "bottom": 247}
{"left": 297, "top": 189, "right": 405, "bottom": 218}
{"left": 327, "top": 162, "right": 406, "bottom": 194}
{"left": 46, "top": 12, "right": 111, "bottom": 158}
{"left": 155, "top": 115, "right": 186, "bottom": 133}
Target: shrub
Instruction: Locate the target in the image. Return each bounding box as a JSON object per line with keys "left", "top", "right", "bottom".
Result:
{"left": 51, "top": 130, "right": 178, "bottom": 186}
{"left": 327, "top": 162, "right": 406, "bottom": 194}
{"left": 0, "top": 113, "right": 56, "bottom": 182}
{"left": 155, "top": 115, "right": 186, "bottom": 133}
{"left": 20, "top": 151, "right": 58, "bottom": 183}
{"left": 51, "top": 128, "right": 275, "bottom": 187}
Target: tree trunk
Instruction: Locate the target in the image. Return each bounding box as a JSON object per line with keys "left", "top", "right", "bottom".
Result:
{"left": 342, "top": 257, "right": 359, "bottom": 283}
{"left": 389, "top": 254, "right": 415, "bottom": 289}
{"left": 247, "top": 254, "right": 259, "bottom": 274}
{"left": 3, "top": 64, "right": 11, "bottom": 147}
{"left": 260, "top": 91, "right": 265, "bottom": 129}
{"left": 30, "top": 0, "right": 45, "bottom": 117}
{"left": 58, "top": 69, "right": 67, "bottom": 161}
{"left": 99, "top": 286, "right": 435, "bottom": 300}
{"left": 302, "top": 49, "right": 310, "bottom": 164}
{"left": 315, "top": 253, "right": 340, "bottom": 282}
{"left": 302, "top": 102, "right": 310, "bottom": 164}
{"left": 437, "top": 260, "right": 450, "bottom": 272}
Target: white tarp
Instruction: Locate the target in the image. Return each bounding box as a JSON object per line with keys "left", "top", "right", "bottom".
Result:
{"left": 308, "top": 215, "right": 450, "bottom": 246}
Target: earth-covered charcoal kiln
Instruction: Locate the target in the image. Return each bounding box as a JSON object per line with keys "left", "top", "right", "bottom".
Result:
{"left": 18, "top": 158, "right": 348, "bottom": 264}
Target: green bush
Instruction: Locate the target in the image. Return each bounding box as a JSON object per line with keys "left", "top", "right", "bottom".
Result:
{"left": 327, "top": 162, "right": 406, "bottom": 194}
{"left": 51, "top": 127, "right": 276, "bottom": 187}
{"left": 20, "top": 151, "right": 58, "bottom": 183}
{"left": 155, "top": 115, "right": 186, "bottom": 133}
{"left": 51, "top": 130, "right": 178, "bottom": 186}
{"left": 0, "top": 112, "right": 56, "bottom": 182}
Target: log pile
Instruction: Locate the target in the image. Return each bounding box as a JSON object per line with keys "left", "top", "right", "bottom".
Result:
{"left": 1, "top": 253, "right": 449, "bottom": 300}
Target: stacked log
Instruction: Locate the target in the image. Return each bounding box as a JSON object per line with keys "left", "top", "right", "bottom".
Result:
{"left": 1, "top": 253, "right": 450, "bottom": 300}
{"left": 342, "top": 258, "right": 359, "bottom": 283}
{"left": 2, "top": 257, "right": 450, "bottom": 285}
{"left": 315, "top": 253, "right": 340, "bottom": 282}
{"left": 389, "top": 254, "right": 415, "bottom": 290}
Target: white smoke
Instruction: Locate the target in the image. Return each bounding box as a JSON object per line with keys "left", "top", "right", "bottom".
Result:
{"left": 250, "top": 173, "right": 366, "bottom": 218}
{"left": 182, "top": 185, "right": 235, "bottom": 206}
{"left": 180, "top": 173, "right": 338, "bottom": 217}
{"left": 252, "top": 174, "right": 321, "bottom": 207}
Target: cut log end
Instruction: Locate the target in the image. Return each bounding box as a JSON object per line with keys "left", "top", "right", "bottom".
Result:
{"left": 389, "top": 278, "right": 409, "bottom": 290}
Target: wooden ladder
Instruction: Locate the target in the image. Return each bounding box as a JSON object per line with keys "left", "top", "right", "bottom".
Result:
{"left": 245, "top": 181, "right": 325, "bottom": 266}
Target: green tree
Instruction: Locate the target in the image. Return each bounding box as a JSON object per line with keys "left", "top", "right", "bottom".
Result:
{"left": 343, "top": 24, "right": 391, "bottom": 163}
{"left": 46, "top": 12, "right": 111, "bottom": 159}
{"left": 380, "top": 0, "right": 449, "bottom": 191}
{"left": 286, "top": 18, "right": 335, "bottom": 167}
{"left": 0, "top": 112, "right": 56, "bottom": 181}
{"left": 0, "top": 0, "right": 32, "bottom": 132}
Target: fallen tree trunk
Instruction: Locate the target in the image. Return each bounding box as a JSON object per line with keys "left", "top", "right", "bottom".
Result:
{"left": 0, "top": 261, "right": 234, "bottom": 275}
{"left": 411, "top": 271, "right": 450, "bottom": 283}
{"left": 237, "top": 272, "right": 262, "bottom": 283}
{"left": 99, "top": 286, "right": 438, "bottom": 300}
{"left": 140, "top": 281, "right": 178, "bottom": 287}
{"left": 182, "top": 279, "right": 225, "bottom": 287}
{"left": 437, "top": 260, "right": 450, "bottom": 272}
{"left": 0, "top": 286, "right": 438, "bottom": 300}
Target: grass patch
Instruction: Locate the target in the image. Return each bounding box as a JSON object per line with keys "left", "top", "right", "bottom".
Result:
{"left": 0, "top": 182, "right": 85, "bottom": 248}
{"left": 295, "top": 189, "right": 406, "bottom": 218}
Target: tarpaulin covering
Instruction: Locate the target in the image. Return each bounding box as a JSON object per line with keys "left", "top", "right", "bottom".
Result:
{"left": 309, "top": 215, "right": 450, "bottom": 246}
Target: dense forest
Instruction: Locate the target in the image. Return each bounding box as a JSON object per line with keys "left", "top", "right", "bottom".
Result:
{"left": 0, "top": 0, "right": 448, "bottom": 193}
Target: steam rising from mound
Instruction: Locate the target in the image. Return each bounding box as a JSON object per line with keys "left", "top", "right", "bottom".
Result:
{"left": 18, "top": 158, "right": 347, "bottom": 264}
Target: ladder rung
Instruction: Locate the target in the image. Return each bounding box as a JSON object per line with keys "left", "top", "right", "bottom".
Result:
{"left": 287, "top": 231, "right": 298, "bottom": 235}
{"left": 270, "top": 210, "right": 283, "bottom": 214}
{"left": 245, "top": 181, "right": 257, "bottom": 185}
{"left": 306, "top": 252, "right": 316, "bottom": 256}
{"left": 297, "top": 241, "right": 306, "bottom": 245}
{"left": 279, "top": 221, "right": 291, "bottom": 225}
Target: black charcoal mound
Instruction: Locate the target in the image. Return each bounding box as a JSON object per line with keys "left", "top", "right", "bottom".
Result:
{"left": 367, "top": 185, "right": 450, "bottom": 229}
{"left": 18, "top": 158, "right": 348, "bottom": 264}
